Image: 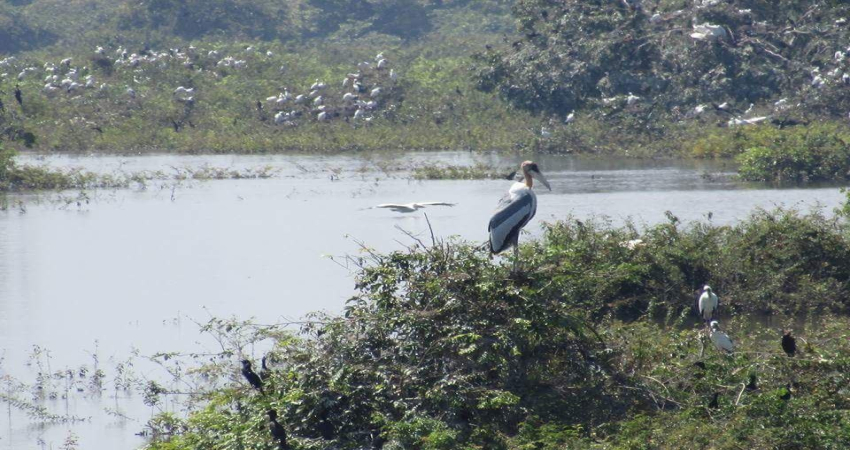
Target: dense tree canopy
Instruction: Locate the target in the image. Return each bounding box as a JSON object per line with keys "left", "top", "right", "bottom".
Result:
{"left": 476, "top": 0, "right": 850, "bottom": 129}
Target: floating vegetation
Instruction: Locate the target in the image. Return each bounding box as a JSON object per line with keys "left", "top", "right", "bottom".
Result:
{"left": 411, "top": 163, "right": 514, "bottom": 180}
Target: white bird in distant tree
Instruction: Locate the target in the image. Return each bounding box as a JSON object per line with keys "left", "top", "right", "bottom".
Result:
{"left": 710, "top": 320, "right": 734, "bottom": 353}
{"left": 697, "top": 285, "right": 719, "bottom": 322}
{"left": 370, "top": 202, "right": 456, "bottom": 213}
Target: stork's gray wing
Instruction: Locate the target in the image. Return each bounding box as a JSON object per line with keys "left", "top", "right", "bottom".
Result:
{"left": 488, "top": 190, "right": 535, "bottom": 253}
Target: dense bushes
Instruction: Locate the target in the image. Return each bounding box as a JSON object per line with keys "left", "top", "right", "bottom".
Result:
{"left": 735, "top": 124, "right": 850, "bottom": 182}
{"left": 145, "top": 208, "right": 850, "bottom": 449}
{"left": 475, "top": 0, "right": 850, "bottom": 135}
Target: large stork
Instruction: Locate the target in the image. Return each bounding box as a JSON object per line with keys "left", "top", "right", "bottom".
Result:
{"left": 488, "top": 160, "right": 550, "bottom": 272}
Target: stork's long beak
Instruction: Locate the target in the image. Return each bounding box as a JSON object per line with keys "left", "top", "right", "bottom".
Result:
{"left": 532, "top": 170, "right": 551, "bottom": 190}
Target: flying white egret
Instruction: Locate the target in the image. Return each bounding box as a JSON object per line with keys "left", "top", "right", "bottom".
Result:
{"left": 697, "top": 285, "right": 718, "bottom": 321}
{"left": 488, "top": 161, "right": 551, "bottom": 272}
{"left": 710, "top": 320, "right": 734, "bottom": 353}
{"left": 370, "top": 202, "right": 456, "bottom": 213}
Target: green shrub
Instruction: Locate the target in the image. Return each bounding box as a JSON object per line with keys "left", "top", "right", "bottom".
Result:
{"left": 735, "top": 124, "right": 850, "bottom": 182}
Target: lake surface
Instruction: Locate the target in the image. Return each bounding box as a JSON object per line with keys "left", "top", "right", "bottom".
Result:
{"left": 0, "top": 151, "right": 845, "bottom": 449}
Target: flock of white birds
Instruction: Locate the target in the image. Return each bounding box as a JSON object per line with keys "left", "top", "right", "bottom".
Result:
{"left": 0, "top": 45, "right": 398, "bottom": 128}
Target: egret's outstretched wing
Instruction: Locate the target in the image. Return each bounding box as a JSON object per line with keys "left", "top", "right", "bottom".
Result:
{"left": 374, "top": 203, "right": 415, "bottom": 212}
{"left": 488, "top": 189, "right": 535, "bottom": 253}
{"left": 417, "top": 202, "right": 456, "bottom": 207}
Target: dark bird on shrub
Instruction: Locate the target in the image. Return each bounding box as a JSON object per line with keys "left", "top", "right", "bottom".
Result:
{"left": 489, "top": 161, "right": 551, "bottom": 273}
{"left": 371, "top": 428, "right": 385, "bottom": 449}
{"left": 14, "top": 85, "right": 23, "bottom": 107}
{"left": 0, "top": 97, "right": 4, "bottom": 111}
{"left": 708, "top": 392, "right": 719, "bottom": 409}
{"left": 260, "top": 355, "right": 271, "bottom": 380}
{"left": 267, "top": 410, "right": 289, "bottom": 449}
{"left": 779, "top": 384, "right": 792, "bottom": 401}
{"left": 746, "top": 373, "right": 758, "bottom": 391}
{"left": 241, "top": 360, "right": 264, "bottom": 393}
{"left": 782, "top": 330, "right": 797, "bottom": 357}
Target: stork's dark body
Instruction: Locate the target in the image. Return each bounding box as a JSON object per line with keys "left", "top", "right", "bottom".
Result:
{"left": 488, "top": 186, "right": 536, "bottom": 254}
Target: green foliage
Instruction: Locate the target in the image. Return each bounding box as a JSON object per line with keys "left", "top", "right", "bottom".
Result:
{"left": 735, "top": 124, "right": 850, "bottom": 182}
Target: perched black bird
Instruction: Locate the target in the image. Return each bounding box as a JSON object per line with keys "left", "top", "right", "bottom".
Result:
{"left": 746, "top": 373, "right": 758, "bottom": 391}
{"left": 0, "top": 97, "right": 4, "bottom": 111}
{"left": 371, "top": 428, "right": 385, "bottom": 449}
{"left": 779, "top": 384, "right": 792, "bottom": 401}
{"left": 241, "top": 360, "right": 264, "bottom": 393}
{"left": 256, "top": 100, "right": 263, "bottom": 111}
{"left": 317, "top": 418, "right": 334, "bottom": 440}
{"left": 267, "top": 410, "right": 289, "bottom": 449}
{"left": 708, "top": 392, "right": 719, "bottom": 409}
{"left": 782, "top": 330, "right": 797, "bottom": 357}
{"left": 14, "top": 86, "right": 23, "bottom": 107}
{"left": 260, "top": 355, "right": 272, "bottom": 381}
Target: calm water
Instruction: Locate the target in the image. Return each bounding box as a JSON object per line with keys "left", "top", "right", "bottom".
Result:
{"left": 0, "top": 152, "right": 844, "bottom": 449}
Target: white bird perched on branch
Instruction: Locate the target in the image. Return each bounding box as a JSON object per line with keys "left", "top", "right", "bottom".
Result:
{"left": 488, "top": 161, "right": 551, "bottom": 272}
{"left": 377, "top": 59, "right": 388, "bottom": 69}
{"left": 370, "top": 87, "right": 382, "bottom": 98}
{"left": 697, "top": 285, "right": 719, "bottom": 322}
{"left": 389, "top": 69, "right": 397, "bottom": 81}
{"left": 710, "top": 320, "right": 734, "bottom": 353}
{"left": 690, "top": 23, "right": 726, "bottom": 41}
{"left": 369, "top": 202, "right": 456, "bottom": 213}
